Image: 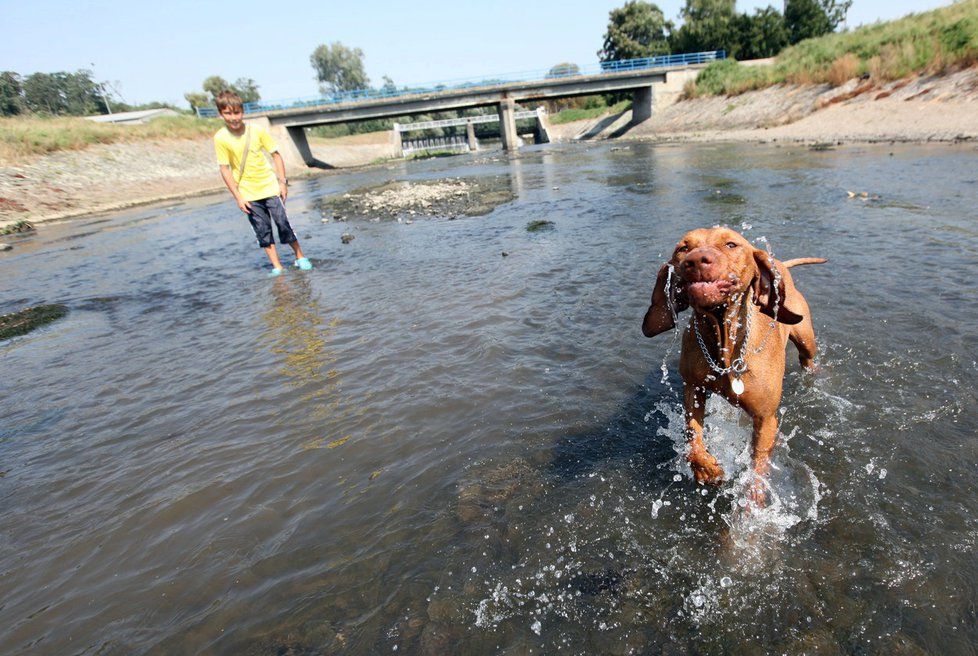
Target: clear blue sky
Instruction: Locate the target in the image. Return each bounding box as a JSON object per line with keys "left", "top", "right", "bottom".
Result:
{"left": 1, "top": 0, "right": 953, "bottom": 108}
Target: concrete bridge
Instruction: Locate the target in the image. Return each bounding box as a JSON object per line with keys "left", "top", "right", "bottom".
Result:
{"left": 227, "top": 51, "right": 723, "bottom": 168}
{"left": 394, "top": 109, "right": 549, "bottom": 156}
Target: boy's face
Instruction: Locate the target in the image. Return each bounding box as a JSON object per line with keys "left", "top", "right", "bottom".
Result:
{"left": 218, "top": 105, "right": 244, "bottom": 132}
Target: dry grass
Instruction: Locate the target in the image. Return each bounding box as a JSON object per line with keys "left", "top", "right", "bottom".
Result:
{"left": 0, "top": 114, "right": 221, "bottom": 164}
{"left": 826, "top": 54, "right": 861, "bottom": 86}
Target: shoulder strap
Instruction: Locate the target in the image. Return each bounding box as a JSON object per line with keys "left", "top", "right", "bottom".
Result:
{"left": 236, "top": 125, "right": 251, "bottom": 181}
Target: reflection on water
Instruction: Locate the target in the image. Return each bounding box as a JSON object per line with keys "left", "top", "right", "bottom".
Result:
{"left": 264, "top": 275, "right": 344, "bottom": 436}
{"left": 1, "top": 142, "right": 977, "bottom": 655}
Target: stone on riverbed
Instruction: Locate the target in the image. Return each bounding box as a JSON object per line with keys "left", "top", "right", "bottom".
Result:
{"left": 455, "top": 457, "right": 545, "bottom": 525}
{"left": 0, "top": 304, "right": 68, "bottom": 341}
{"left": 526, "top": 220, "right": 555, "bottom": 232}
{"left": 321, "top": 177, "right": 515, "bottom": 222}
{"left": 0, "top": 243, "right": 11, "bottom": 251}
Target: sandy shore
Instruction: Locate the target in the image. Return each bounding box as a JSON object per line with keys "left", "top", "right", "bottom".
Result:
{"left": 2, "top": 66, "right": 976, "bottom": 230}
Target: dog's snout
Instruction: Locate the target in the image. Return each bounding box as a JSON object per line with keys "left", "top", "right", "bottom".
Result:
{"left": 683, "top": 247, "right": 719, "bottom": 272}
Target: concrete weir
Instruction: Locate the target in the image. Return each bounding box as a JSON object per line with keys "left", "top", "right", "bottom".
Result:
{"left": 249, "top": 63, "right": 707, "bottom": 168}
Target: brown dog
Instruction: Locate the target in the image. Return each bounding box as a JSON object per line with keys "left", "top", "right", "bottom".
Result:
{"left": 642, "top": 227, "right": 825, "bottom": 500}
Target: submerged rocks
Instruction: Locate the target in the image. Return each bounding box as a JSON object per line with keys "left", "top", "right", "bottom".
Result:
{"left": 340, "top": 233, "right": 354, "bottom": 244}
{"left": 322, "top": 177, "right": 515, "bottom": 222}
{"left": 525, "top": 220, "right": 555, "bottom": 233}
{"left": 0, "top": 304, "right": 68, "bottom": 340}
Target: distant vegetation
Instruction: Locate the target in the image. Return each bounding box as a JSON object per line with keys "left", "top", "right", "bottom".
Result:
{"left": 0, "top": 69, "right": 182, "bottom": 117}
{"left": 597, "top": 0, "right": 851, "bottom": 66}
{"left": 0, "top": 114, "right": 221, "bottom": 163}
{"left": 184, "top": 75, "right": 260, "bottom": 112}
{"left": 683, "top": 0, "right": 978, "bottom": 96}
{"left": 549, "top": 99, "right": 633, "bottom": 124}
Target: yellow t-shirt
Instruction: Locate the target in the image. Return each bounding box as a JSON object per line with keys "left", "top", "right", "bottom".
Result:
{"left": 214, "top": 125, "right": 281, "bottom": 201}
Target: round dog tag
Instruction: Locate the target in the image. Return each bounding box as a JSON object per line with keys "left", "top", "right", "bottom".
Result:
{"left": 731, "top": 377, "right": 745, "bottom": 395}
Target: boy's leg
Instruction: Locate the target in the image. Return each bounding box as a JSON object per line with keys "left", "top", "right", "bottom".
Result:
{"left": 247, "top": 199, "right": 284, "bottom": 270}
{"left": 269, "top": 197, "right": 305, "bottom": 261}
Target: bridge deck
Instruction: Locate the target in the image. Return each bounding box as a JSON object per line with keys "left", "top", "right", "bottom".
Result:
{"left": 197, "top": 51, "right": 723, "bottom": 120}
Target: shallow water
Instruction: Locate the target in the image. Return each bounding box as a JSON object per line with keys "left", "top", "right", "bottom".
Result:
{"left": 2, "top": 141, "right": 977, "bottom": 655}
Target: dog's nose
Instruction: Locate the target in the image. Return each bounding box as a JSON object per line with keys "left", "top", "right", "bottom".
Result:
{"left": 683, "top": 248, "right": 715, "bottom": 270}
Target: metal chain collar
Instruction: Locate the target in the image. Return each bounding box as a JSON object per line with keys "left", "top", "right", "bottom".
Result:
{"left": 667, "top": 253, "right": 782, "bottom": 378}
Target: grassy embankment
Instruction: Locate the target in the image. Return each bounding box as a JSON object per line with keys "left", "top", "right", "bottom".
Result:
{"left": 548, "top": 99, "right": 632, "bottom": 124}
{"left": 0, "top": 114, "right": 222, "bottom": 164}
{"left": 685, "top": 0, "right": 978, "bottom": 96}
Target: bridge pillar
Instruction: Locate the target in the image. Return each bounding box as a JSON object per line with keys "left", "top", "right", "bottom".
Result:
{"left": 248, "top": 117, "right": 313, "bottom": 169}
{"left": 392, "top": 124, "right": 404, "bottom": 158}
{"left": 466, "top": 120, "right": 478, "bottom": 151}
{"left": 533, "top": 107, "right": 551, "bottom": 145}
{"left": 497, "top": 98, "right": 519, "bottom": 151}
{"left": 632, "top": 86, "right": 655, "bottom": 124}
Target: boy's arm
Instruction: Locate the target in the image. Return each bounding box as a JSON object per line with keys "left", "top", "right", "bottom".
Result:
{"left": 271, "top": 152, "right": 288, "bottom": 202}
{"left": 219, "top": 165, "right": 251, "bottom": 214}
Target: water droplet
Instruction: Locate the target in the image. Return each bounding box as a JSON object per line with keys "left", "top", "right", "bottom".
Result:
{"left": 673, "top": 474, "right": 683, "bottom": 482}
{"left": 720, "top": 577, "right": 733, "bottom": 588}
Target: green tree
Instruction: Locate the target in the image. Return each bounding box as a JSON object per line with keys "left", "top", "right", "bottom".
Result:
{"left": 184, "top": 91, "right": 212, "bottom": 111}
{"left": 547, "top": 62, "right": 581, "bottom": 78}
{"left": 22, "top": 70, "right": 103, "bottom": 115}
{"left": 202, "top": 75, "right": 230, "bottom": 98}
{"left": 785, "top": 0, "right": 851, "bottom": 44}
{"left": 598, "top": 1, "right": 672, "bottom": 62}
{"left": 736, "top": 6, "right": 789, "bottom": 59}
{"left": 310, "top": 42, "right": 369, "bottom": 93}
{"left": 669, "top": 0, "right": 738, "bottom": 56}
{"left": 232, "top": 77, "right": 260, "bottom": 104}
{"left": 380, "top": 75, "right": 397, "bottom": 94}
{"left": 0, "top": 71, "right": 24, "bottom": 116}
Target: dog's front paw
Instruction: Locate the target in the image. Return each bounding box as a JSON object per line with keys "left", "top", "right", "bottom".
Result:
{"left": 688, "top": 448, "right": 725, "bottom": 485}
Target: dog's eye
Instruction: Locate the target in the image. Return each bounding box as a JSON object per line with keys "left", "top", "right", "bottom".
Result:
{"left": 725, "top": 242, "right": 738, "bottom": 249}
{"left": 676, "top": 245, "right": 689, "bottom": 253}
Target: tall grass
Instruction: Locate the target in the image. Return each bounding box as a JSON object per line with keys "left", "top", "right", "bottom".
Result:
{"left": 685, "top": 0, "right": 978, "bottom": 97}
{"left": 0, "top": 114, "right": 222, "bottom": 163}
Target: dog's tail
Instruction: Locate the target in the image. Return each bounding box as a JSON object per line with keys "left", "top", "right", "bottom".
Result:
{"left": 783, "top": 257, "right": 828, "bottom": 268}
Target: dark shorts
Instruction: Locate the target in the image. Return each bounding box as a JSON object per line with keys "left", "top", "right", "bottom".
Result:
{"left": 246, "top": 196, "right": 296, "bottom": 248}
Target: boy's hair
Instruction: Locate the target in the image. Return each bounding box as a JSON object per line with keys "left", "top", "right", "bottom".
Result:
{"left": 215, "top": 90, "right": 243, "bottom": 112}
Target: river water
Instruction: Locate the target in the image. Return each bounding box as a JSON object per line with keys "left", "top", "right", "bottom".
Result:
{"left": 1, "top": 141, "right": 977, "bottom": 655}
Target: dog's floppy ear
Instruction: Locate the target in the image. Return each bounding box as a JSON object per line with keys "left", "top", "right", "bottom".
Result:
{"left": 642, "top": 263, "right": 688, "bottom": 337}
{"left": 752, "top": 249, "right": 803, "bottom": 325}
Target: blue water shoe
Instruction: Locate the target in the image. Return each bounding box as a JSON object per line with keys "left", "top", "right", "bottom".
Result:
{"left": 295, "top": 257, "right": 313, "bottom": 271}
{"left": 268, "top": 267, "right": 284, "bottom": 277}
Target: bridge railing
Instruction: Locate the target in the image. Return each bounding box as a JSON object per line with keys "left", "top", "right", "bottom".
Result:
{"left": 195, "top": 50, "right": 725, "bottom": 118}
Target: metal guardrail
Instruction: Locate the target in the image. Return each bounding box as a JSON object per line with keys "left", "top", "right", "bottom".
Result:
{"left": 196, "top": 50, "right": 724, "bottom": 118}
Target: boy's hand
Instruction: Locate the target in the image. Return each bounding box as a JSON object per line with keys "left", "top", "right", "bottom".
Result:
{"left": 278, "top": 179, "right": 288, "bottom": 203}
{"left": 236, "top": 197, "right": 252, "bottom": 214}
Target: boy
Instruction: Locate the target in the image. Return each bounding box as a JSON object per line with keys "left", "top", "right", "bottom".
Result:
{"left": 213, "top": 90, "right": 312, "bottom": 276}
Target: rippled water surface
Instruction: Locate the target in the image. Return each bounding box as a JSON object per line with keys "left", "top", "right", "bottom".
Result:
{"left": 2, "top": 142, "right": 977, "bottom": 655}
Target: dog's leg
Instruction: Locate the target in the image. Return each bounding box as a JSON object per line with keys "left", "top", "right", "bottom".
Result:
{"left": 749, "top": 414, "right": 779, "bottom": 506}
{"left": 685, "top": 385, "right": 724, "bottom": 485}
{"left": 787, "top": 292, "right": 818, "bottom": 370}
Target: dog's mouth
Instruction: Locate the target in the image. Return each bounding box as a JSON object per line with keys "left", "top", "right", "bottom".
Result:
{"left": 684, "top": 278, "right": 735, "bottom": 308}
